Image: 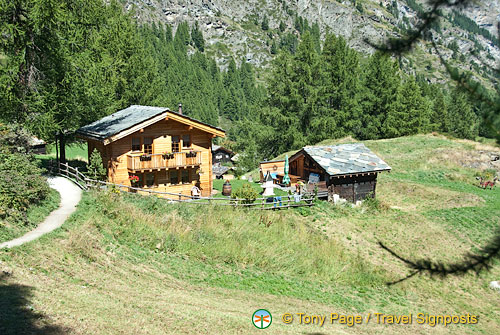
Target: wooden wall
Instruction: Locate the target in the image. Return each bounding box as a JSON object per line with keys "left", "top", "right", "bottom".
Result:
{"left": 86, "top": 118, "right": 214, "bottom": 198}
{"left": 327, "top": 174, "right": 378, "bottom": 203}
{"left": 289, "top": 153, "right": 325, "bottom": 182}
{"left": 259, "top": 160, "right": 285, "bottom": 182}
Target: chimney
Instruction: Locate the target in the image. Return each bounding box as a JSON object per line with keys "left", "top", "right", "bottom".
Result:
{"left": 178, "top": 103, "right": 182, "bottom": 115}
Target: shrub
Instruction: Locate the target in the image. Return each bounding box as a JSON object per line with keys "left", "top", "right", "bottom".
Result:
{"left": 231, "top": 183, "right": 258, "bottom": 204}
{"left": 87, "top": 148, "right": 107, "bottom": 181}
{"left": 0, "top": 123, "right": 49, "bottom": 224}
{"left": 362, "top": 194, "right": 389, "bottom": 212}
{"left": 0, "top": 149, "right": 49, "bottom": 224}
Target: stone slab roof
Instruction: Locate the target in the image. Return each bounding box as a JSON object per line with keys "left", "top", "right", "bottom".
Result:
{"left": 77, "top": 105, "right": 167, "bottom": 140}
{"left": 77, "top": 105, "right": 224, "bottom": 141}
{"left": 302, "top": 143, "right": 391, "bottom": 176}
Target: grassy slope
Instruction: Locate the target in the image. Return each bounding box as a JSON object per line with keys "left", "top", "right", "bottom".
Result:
{"left": 1, "top": 134, "right": 500, "bottom": 334}
{"left": 0, "top": 188, "right": 60, "bottom": 244}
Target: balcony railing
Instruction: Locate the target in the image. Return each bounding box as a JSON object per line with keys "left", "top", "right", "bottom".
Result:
{"left": 127, "top": 151, "right": 202, "bottom": 171}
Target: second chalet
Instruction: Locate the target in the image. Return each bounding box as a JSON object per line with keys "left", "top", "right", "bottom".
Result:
{"left": 76, "top": 104, "right": 225, "bottom": 198}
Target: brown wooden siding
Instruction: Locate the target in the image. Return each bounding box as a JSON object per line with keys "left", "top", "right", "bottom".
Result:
{"left": 328, "top": 174, "right": 377, "bottom": 203}
{"left": 87, "top": 117, "right": 215, "bottom": 198}
{"left": 259, "top": 160, "right": 285, "bottom": 182}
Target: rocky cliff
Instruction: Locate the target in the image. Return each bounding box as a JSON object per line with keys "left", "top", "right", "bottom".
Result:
{"left": 122, "top": 0, "right": 500, "bottom": 85}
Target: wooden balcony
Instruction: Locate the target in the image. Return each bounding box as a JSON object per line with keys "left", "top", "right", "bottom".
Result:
{"left": 127, "top": 151, "right": 202, "bottom": 172}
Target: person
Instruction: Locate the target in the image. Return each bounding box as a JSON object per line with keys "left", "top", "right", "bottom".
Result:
{"left": 191, "top": 184, "right": 201, "bottom": 199}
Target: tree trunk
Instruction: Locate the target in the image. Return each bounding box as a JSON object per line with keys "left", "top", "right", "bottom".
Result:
{"left": 55, "top": 136, "right": 59, "bottom": 164}
{"left": 58, "top": 133, "right": 66, "bottom": 163}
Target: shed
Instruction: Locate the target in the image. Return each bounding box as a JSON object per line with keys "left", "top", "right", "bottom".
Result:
{"left": 212, "top": 164, "right": 232, "bottom": 179}
{"left": 29, "top": 137, "right": 46, "bottom": 154}
{"left": 289, "top": 143, "right": 391, "bottom": 202}
{"left": 259, "top": 159, "right": 285, "bottom": 183}
{"left": 212, "top": 145, "right": 235, "bottom": 164}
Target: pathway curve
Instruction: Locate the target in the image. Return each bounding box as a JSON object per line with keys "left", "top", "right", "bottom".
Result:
{"left": 0, "top": 176, "right": 82, "bottom": 249}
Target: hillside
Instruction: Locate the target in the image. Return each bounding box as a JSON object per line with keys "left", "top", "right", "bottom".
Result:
{"left": 123, "top": 0, "right": 500, "bottom": 86}
{"left": 1, "top": 134, "right": 500, "bottom": 334}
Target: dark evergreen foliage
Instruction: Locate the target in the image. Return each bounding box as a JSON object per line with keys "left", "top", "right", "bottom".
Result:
{"left": 0, "top": 0, "right": 494, "bottom": 175}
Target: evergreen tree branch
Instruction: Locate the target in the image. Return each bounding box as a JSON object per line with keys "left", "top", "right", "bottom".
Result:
{"left": 365, "top": 0, "right": 470, "bottom": 54}
{"left": 379, "top": 227, "right": 500, "bottom": 285}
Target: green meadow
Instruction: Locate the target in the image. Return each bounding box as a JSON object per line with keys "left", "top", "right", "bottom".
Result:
{"left": 1, "top": 134, "right": 499, "bottom": 334}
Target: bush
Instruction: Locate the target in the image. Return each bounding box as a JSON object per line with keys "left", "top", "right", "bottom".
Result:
{"left": 362, "top": 194, "right": 389, "bottom": 212}
{"left": 0, "top": 123, "right": 49, "bottom": 224}
{"left": 0, "top": 151, "right": 49, "bottom": 223}
{"left": 231, "top": 183, "right": 259, "bottom": 204}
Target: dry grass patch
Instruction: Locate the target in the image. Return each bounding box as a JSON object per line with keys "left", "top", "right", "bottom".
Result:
{"left": 379, "top": 181, "right": 483, "bottom": 211}
{"left": 430, "top": 147, "right": 500, "bottom": 172}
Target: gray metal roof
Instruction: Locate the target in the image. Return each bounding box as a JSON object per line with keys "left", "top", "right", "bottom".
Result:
{"left": 77, "top": 105, "right": 168, "bottom": 140}
{"left": 302, "top": 143, "right": 391, "bottom": 176}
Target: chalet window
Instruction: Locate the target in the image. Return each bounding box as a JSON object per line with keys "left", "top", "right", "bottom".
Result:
{"left": 145, "top": 172, "right": 155, "bottom": 187}
{"left": 144, "top": 137, "right": 153, "bottom": 155}
{"left": 182, "top": 134, "right": 191, "bottom": 148}
{"left": 172, "top": 136, "right": 180, "bottom": 153}
{"left": 181, "top": 169, "right": 190, "bottom": 183}
{"left": 132, "top": 138, "right": 141, "bottom": 152}
{"left": 170, "top": 170, "right": 179, "bottom": 185}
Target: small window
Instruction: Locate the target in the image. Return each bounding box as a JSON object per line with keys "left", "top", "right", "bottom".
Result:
{"left": 172, "top": 136, "right": 180, "bottom": 153}
{"left": 144, "top": 137, "right": 153, "bottom": 155}
{"left": 181, "top": 169, "right": 190, "bottom": 183}
{"left": 146, "top": 173, "right": 155, "bottom": 187}
{"left": 170, "top": 170, "right": 179, "bottom": 185}
{"left": 132, "top": 138, "right": 141, "bottom": 152}
{"left": 182, "top": 134, "right": 191, "bottom": 148}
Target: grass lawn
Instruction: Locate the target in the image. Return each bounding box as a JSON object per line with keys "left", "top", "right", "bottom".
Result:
{"left": 36, "top": 142, "right": 88, "bottom": 162}
{"left": 1, "top": 134, "right": 499, "bottom": 334}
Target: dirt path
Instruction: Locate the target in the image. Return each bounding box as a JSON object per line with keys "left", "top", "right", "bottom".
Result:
{"left": 0, "top": 176, "right": 82, "bottom": 249}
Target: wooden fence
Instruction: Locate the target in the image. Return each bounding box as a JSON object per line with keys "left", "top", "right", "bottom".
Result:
{"left": 51, "top": 162, "right": 318, "bottom": 210}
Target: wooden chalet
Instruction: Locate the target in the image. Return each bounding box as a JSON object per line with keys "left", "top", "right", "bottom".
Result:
{"left": 212, "top": 145, "right": 235, "bottom": 164}
{"left": 289, "top": 144, "right": 391, "bottom": 202}
{"left": 76, "top": 105, "right": 225, "bottom": 198}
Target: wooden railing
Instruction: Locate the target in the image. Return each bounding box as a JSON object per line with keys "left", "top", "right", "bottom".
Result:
{"left": 50, "top": 162, "right": 317, "bottom": 210}
{"left": 51, "top": 162, "right": 89, "bottom": 190}
{"left": 127, "top": 151, "right": 202, "bottom": 171}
